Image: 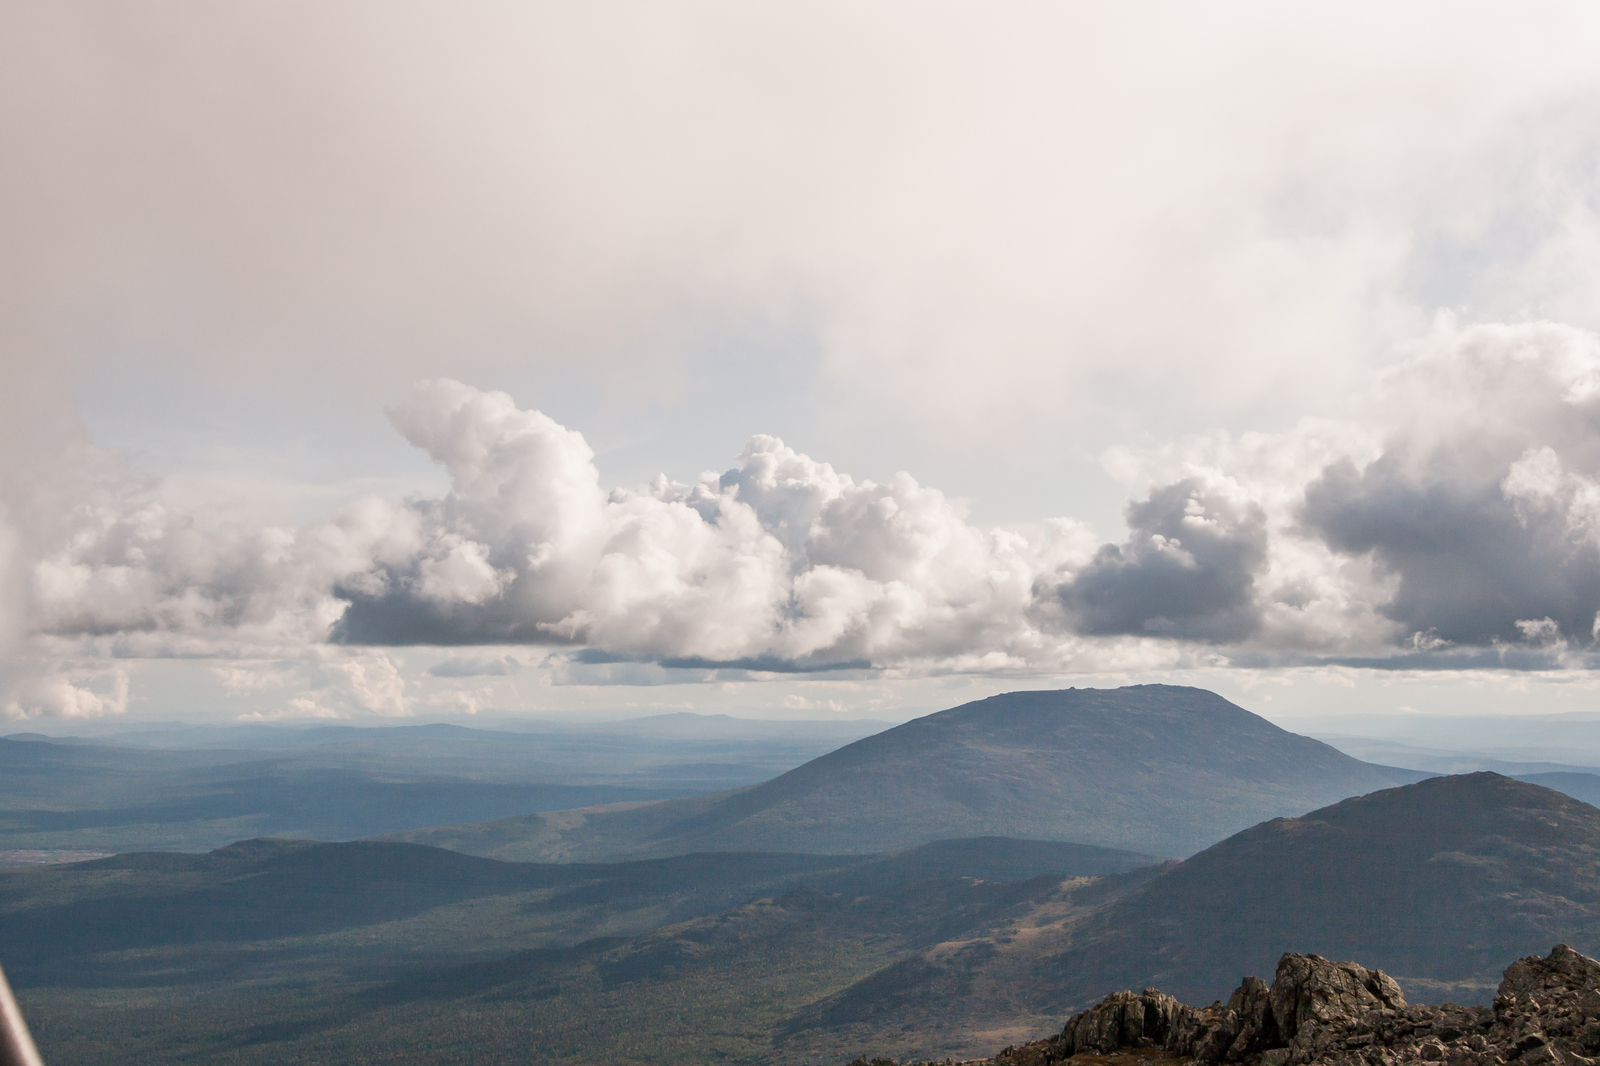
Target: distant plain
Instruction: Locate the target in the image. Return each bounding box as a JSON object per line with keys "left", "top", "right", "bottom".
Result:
{"left": 0, "top": 714, "right": 884, "bottom": 859}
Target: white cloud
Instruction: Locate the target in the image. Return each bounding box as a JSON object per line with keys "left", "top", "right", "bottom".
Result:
{"left": 211, "top": 663, "right": 295, "bottom": 696}
{"left": 1297, "top": 320, "right": 1600, "bottom": 654}
{"left": 2, "top": 669, "right": 128, "bottom": 721}
{"left": 781, "top": 693, "right": 849, "bottom": 713}
{"left": 335, "top": 381, "right": 1110, "bottom": 671}
{"left": 13, "top": 443, "right": 412, "bottom": 659}
{"left": 321, "top": 652, "right": 410, "bottom": 717}
{"left": 237, "top": 696, "right": 343, "bottom": 722}
{"left": 12, "top": 326, "right": 1600, "bottom": 715}
{"left": 421, "top": 687, "right": 495, "bottom": 716}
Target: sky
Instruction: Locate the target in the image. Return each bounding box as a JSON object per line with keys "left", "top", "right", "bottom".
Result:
{"left": 7, "top": 3, "right": 1600, "bottom": 732}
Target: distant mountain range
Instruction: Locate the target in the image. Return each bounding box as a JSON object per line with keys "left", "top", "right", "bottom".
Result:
{"left": 1309, "top": 711, "right": 1600, "bottom": 770}
{"left": 7, "top": 765, "right": 1600, "bottom": 1064}
{"left": 6, "top": 711, "right": 887, "bottom": 749}
{"left": 0, "top": 715, "right": 885, "bottom": 855}
{"left": 18, "top": 688, "right": 1600, "bottom": 865}
{"left": 392, "top": 685, "right": 1427, "bottom": 860}
{"left": 1315, "top": 734, "right": 1600, "bottom": 776}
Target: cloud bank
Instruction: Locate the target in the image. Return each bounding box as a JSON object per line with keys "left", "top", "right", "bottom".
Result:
{"left": 9, "top": 317, "right": 1600, "bottom": 720}
{"left": 331, "top": 379, "right": 1091, "bottom": 671}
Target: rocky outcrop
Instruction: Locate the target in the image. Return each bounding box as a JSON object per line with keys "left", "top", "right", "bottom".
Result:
{"left": 985, "top": 946, "right": 1600, "bottom": 1066}
{"left": 1053, "top": 988, "right": 1198, "bottom": 1054}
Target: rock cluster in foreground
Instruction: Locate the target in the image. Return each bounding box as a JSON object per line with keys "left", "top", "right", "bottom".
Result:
{"left": 850, "top": 945, "right": 1600, "bottom": 1066}
{"left": 983, "top": 946, "right": 1600, "bottom": 1066}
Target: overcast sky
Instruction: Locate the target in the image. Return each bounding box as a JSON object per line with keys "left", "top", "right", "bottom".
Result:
{"left": 7, "top": 3, "right": 1600, "bottom": 729}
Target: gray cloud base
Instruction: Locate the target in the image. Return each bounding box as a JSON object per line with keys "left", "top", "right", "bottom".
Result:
{"left": 1305, "top": 452, "right": 1600, "bottom": 647}
{"left": 1054, "top": 479, "right": 1269, "bottom": 643}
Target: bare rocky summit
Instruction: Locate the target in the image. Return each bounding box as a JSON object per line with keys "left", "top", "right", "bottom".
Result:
{"left": 874, "top": 945, "right": 1600, "bottom": 1066}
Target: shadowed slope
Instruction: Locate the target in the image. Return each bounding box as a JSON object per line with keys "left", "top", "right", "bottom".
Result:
{"left": 775, "top": 774, "right": 1600, "bottom": 1057}
{"left": 1044, "top": 772, "right": 1600, "bottom": 1006}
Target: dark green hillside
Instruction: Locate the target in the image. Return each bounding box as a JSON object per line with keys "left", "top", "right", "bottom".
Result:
{"left": 809, "top": 770, "right": 1600, "bottom": 1043}
{"left": 0, "top": 832, "right": 1152, "bottom": 979}
{"left": 16, "top": 876, "right": 1082, "bottom": 1066}
{"left": 808, "top": 836, "right": 1152, "bottom": 893}
{"left": 395, "top": 685, "right": 1424, "bottom": 861}
{"left": 1, "top": 834, "right": 1154, "bottom": 1064}
{"left": 1064, "top": 772, "right": 1600, "bottom": 1002}
{"left": 775, "top": 774, "right": 1600, "bottom": 1055}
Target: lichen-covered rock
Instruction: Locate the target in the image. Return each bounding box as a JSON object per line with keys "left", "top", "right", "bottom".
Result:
{"left": 1500, "top": 946, "right": 1600, "bottom": 1007}
{"left": 1269, "top": 953, "right": 1406, "bottom": 1043}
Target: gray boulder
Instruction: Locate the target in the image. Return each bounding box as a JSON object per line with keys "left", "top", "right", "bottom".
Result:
{"left": 1054, "top": 988, "right": 1198, "bottom": 1053}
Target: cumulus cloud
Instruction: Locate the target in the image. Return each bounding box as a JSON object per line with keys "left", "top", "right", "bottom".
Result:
{"left": 2, "top": 669, "right": 128, "bottom": 721}
{"left": 211, "top": 664, "right": 295, "bottom": 695}
{"left": 237, "top": 696, "right": 343, "bottom": 723}
{"left": 1051, "top": 479, "right": 1269, "bottom": 642}
{"left": 15, "top": 442, "right": 414, "bottom": 657}
{"left": 322, "top": 653, "right": 410, "bottom": 717}
{"left": 420, "top": 688, "right": 496, "bottom": 716}
{"left": 0, "top": 377, "right": 1218, "bottom": 696}
{"left": 1304, "top": 451, "right": 1600, "bottom": 648}
{"left": 1301, "top": 320, "right": 1600, "bottom": 653}
{"left": 334, "top": 380, "right": 1092, "bottom": 669}
{"left": 781, "top": 694, "right": 849, "bottom": 713}
{"left": 11, "top": 317, "right": 1600, "bottom": 721}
